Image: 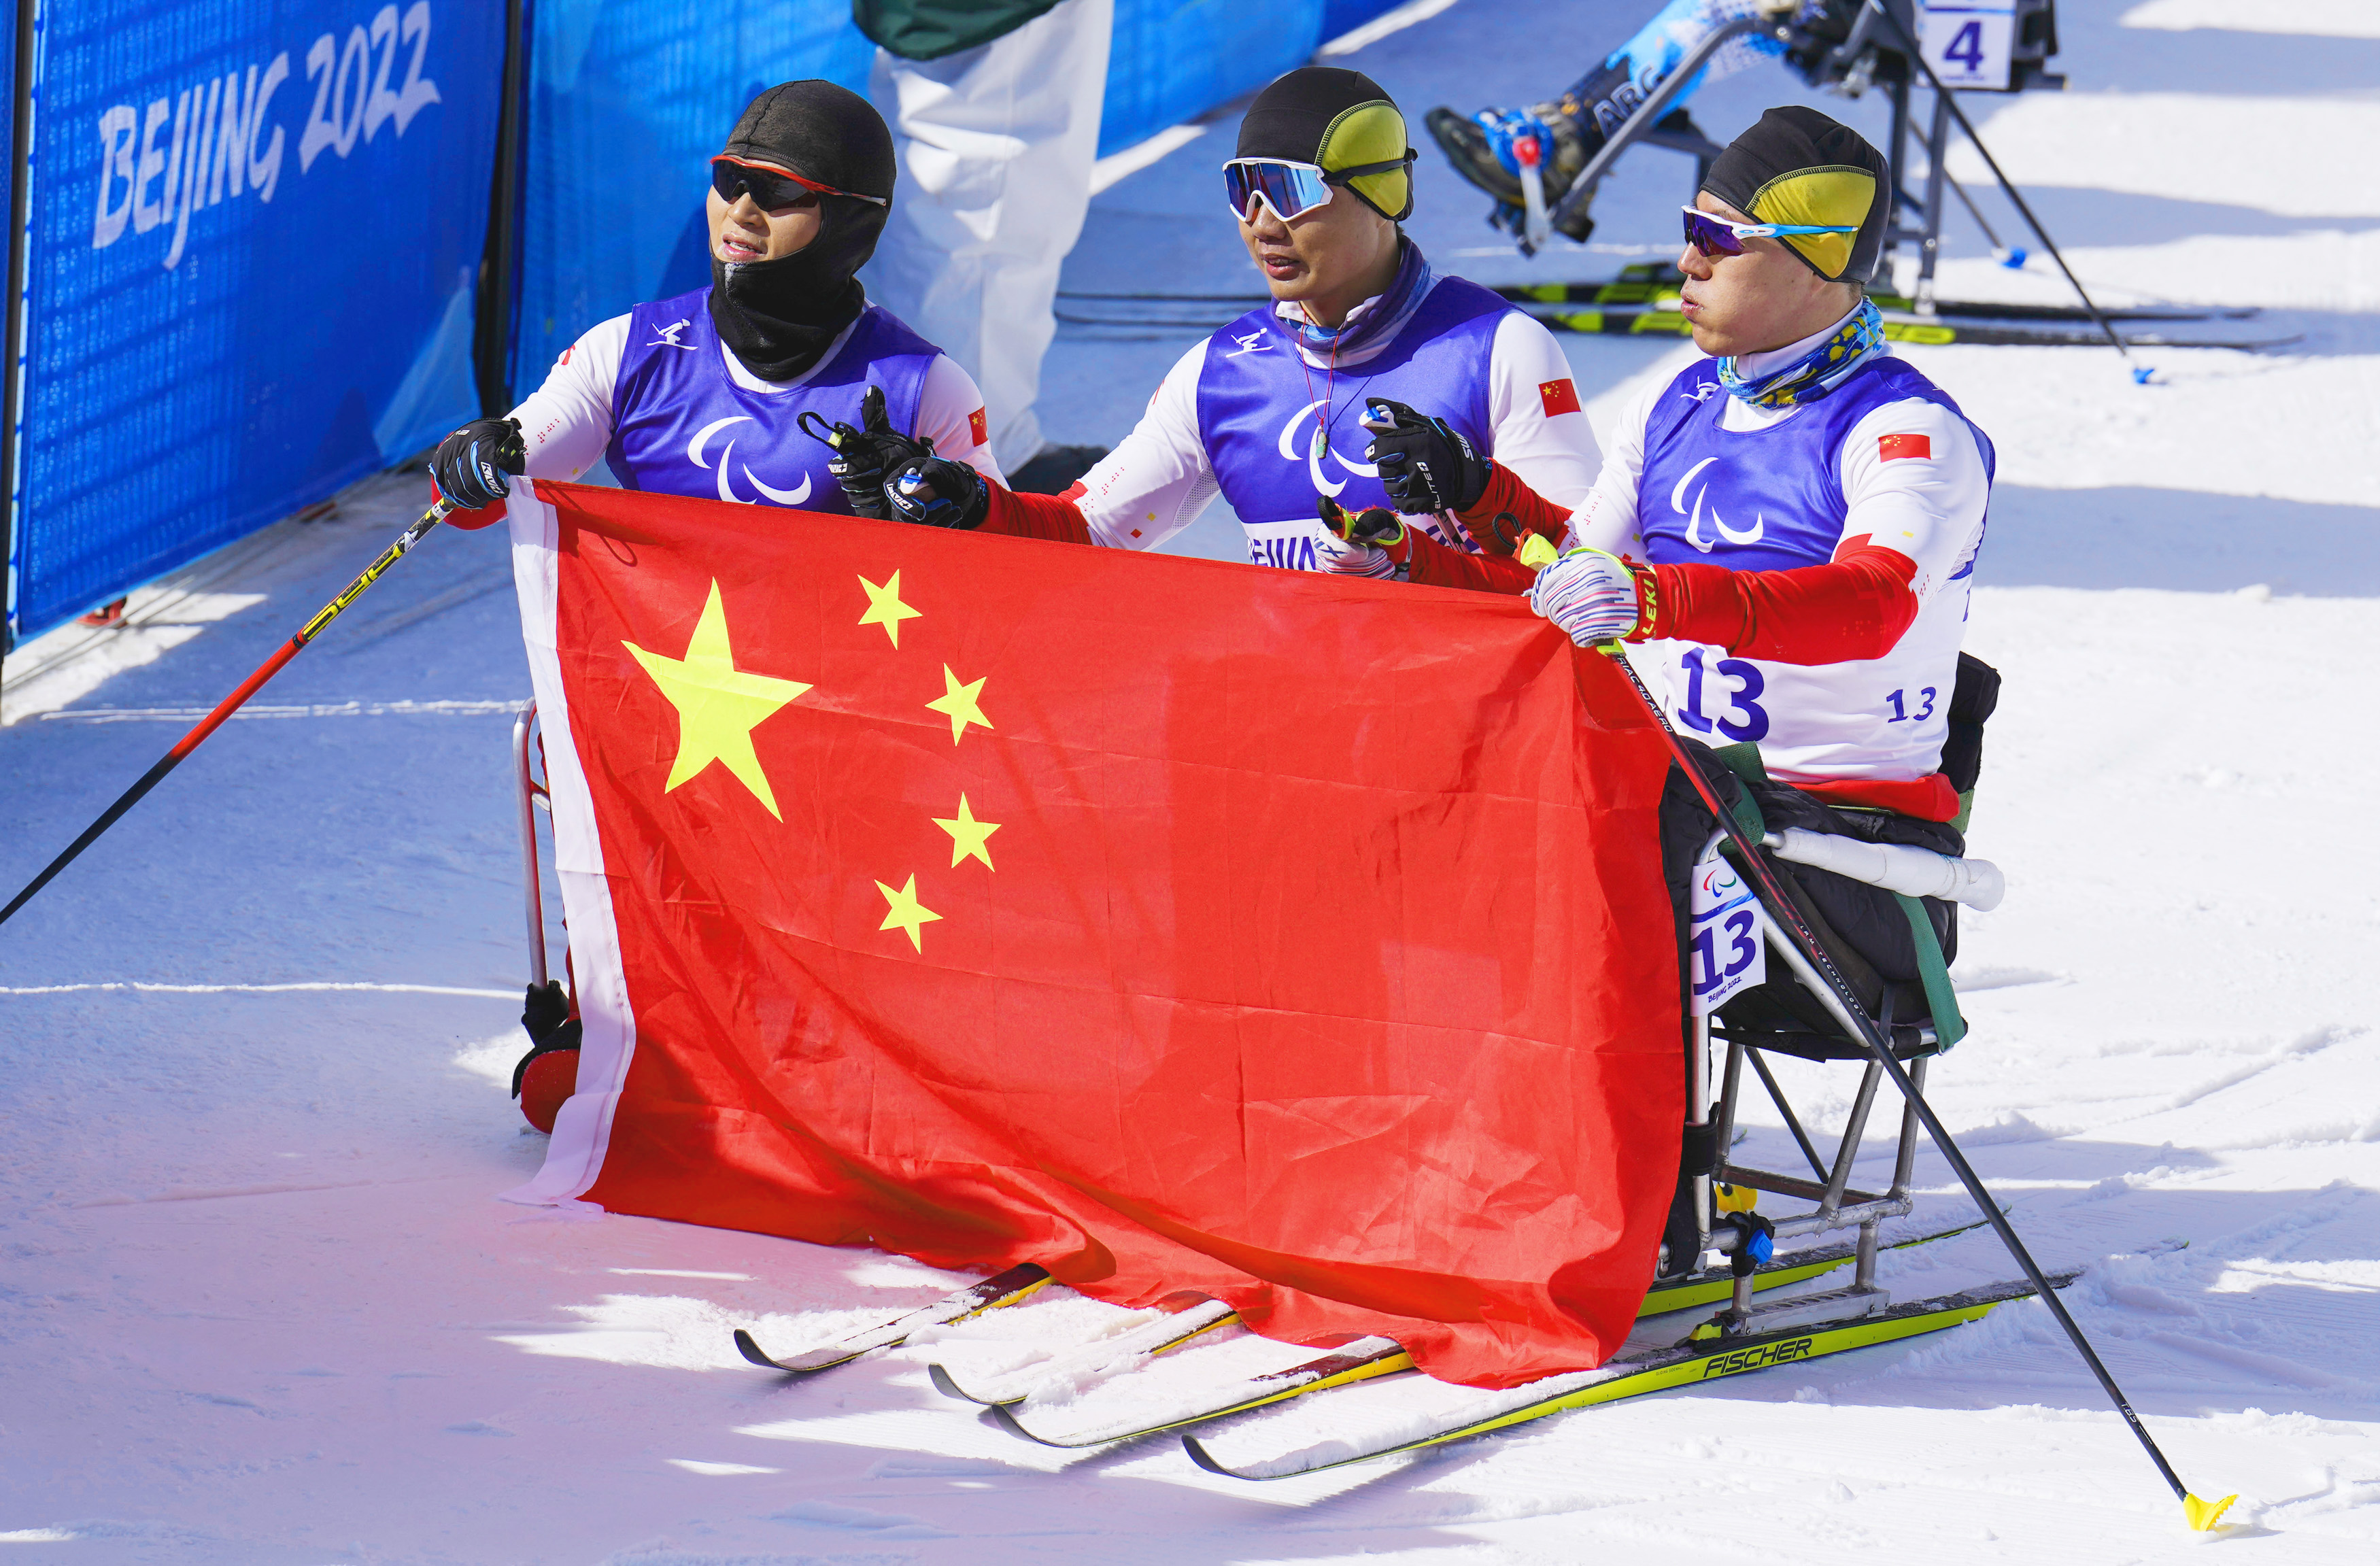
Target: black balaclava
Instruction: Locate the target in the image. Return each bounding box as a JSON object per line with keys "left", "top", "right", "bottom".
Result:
{"left": 1700, "top": 106, "right": 1889, "bottom": 283}
{"left": 709, "top": 80, "right": 898, "bottom": 381}
{"left": 1235, "top": 67, "right": 1414, "bottom": 223}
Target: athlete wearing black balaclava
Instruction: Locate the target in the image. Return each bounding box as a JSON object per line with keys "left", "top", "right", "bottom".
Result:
{"left": 427, "top": 80, "right": 1000, "bottom": 522}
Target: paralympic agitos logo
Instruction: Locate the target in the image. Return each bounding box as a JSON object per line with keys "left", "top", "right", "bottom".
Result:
{"left": 89, "top": 3, "right": 446, "bottom": 271}
{"left": 688, "top": 415, "right": 813, "bottom": 508}
{"left": 1276, "top": 400, "right": 1378, "bottom": 498}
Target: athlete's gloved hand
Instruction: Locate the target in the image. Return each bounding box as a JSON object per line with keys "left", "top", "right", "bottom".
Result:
{"left": 884, "top": 452, "right": 990, "bottom": 530}
{"left": 1361, "top": 398, "right": 1491, "bottom": 515}
{"left": 428, "top": 417, "right": 526, "bottom": 513}
{"left": 805, "top": 386, "right": 930, "bottom": 520}
{"left": 1529, "top": 545, "right": 1646, "bottom": 647}
{"left": 1316, "top": 494, "right": 1406, "bottom": 578}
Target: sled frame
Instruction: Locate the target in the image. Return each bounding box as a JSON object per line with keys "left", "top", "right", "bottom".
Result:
{"left": 513, "top": 700, "right": 554, "bottom": 988}
{"left": 1684, "top": 828, "right": 1935, "bottom": 1337}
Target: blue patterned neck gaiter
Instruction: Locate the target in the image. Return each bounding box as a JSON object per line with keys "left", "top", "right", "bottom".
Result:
{"left": 1285, "top": 240, "right": 1435, "bottom": 358}
{"left": 1715, "top": 298, "right": 1886, "bottom": 409}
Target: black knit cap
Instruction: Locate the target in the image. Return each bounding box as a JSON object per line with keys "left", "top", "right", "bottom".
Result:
{"left": 721, "top": 80, "right": 897, "bottom": 200}
{"left": 1701, "top": 106, "right": 1890, "bottom": 282}
{"left": 1236, "top": 67, "right": 1414, "bottom": 222}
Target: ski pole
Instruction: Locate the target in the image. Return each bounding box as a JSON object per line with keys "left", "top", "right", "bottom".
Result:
{"left": 1517, "top": 537, "right": 2233, "bottom": 1531}
{"left": 1941, "top": 171, "right": 2014, "bottom": 261}
{"left": 1863, "top": 0, "right": 2136, "bottom": 370}
{"left": 0, "top": 499, "right": 455, "bottom": 928}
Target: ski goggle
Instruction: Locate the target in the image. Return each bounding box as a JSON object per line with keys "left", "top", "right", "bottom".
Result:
{"left": 711, "top": 156, "right": 888, "bottom": 212}
{"left": 1681, "top": 204, "right": 1857, "bottom": 256}
{"left": 1224, "top": 156, "right": 1413, "bottom": 223}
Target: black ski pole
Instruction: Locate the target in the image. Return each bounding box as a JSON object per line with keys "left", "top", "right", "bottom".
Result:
{"left": 1864, "top": 0, "right": 2137, "bottom": 369}
{"left": 1514, "top": 537, "right": 2233, "bottom": 1530}
{"left": 0, "top": 500, "right": 454, "bottom": 928}
{"left": 1941, "top": 171, "right": 2009, "bottom": 257}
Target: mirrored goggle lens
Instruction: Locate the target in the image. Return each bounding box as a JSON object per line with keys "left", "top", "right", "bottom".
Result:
{"left": 1682, "top": 208, "right": 1748, "bottom": 256}
{"left": 1225, "top": 161, "right": 1333, "bottom": 222}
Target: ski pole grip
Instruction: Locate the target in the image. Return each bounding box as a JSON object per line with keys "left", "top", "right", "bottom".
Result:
{"left": 1763, "top": 828, "right": 2005, "bottom": 912}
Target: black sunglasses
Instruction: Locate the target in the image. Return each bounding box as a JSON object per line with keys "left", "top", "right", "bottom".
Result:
{"left": 710, "top": 156, "right": 887, "bottom": 212}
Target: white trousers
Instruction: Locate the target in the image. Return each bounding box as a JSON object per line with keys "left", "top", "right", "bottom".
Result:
{"left": 864, "top": 0, "right": 1113, "bottom": 471}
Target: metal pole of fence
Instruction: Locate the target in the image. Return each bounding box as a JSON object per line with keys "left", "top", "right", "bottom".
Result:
{"left": 473, "top": 0, "right": 530, "bottom": 418}
{"left": 1, "top": 0, "right": 42, "bottom": 690}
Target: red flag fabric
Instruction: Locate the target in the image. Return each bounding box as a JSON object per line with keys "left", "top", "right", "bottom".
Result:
{"left": 504, "top": 479, "right": 1681, "bottom": 1387}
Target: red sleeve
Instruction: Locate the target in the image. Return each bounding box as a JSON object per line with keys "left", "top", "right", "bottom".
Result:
{"left": 980, "top": 479, "right": 1093, "bottom": 545}
{"left": 1390, "top": 527, "right": 1537, "bottom": 594}
{"left": 1798, "top": 773, "right": 1962, "bottom": 823}
{"left": 1453, "top": 464, "right": 1571, "bottom": 556}
{"left": 1644, "top": 537, "right": 1920, "bottom": 665}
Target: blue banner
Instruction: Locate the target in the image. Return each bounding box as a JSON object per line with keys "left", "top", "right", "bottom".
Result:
{"left": 507, "top": 0, "right": 870, "bottom": 398}
{"left": 9, "top": 0, "right": 503, "bottom": 639}
{"left": 1098, "top": 0, "right": 1325, "bottom": 158}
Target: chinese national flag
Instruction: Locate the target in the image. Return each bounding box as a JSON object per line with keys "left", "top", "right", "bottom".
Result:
{"left": 504, "top": 479, "right": 1680, "bottom": 1387}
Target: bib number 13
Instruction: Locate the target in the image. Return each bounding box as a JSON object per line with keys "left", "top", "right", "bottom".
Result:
{"left": 1678, "top": 647, "right": 1769, "bottom": 742}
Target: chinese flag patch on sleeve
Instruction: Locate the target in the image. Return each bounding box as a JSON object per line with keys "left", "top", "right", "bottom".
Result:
{"left": 968, "top": 407, "right": 989, "bottom": 447}
{"left": 1878, "top": 432, "right": 1931, "bottom": 462}
{"left": 1538, "top": 378, "right": 1582, "bottom": 419}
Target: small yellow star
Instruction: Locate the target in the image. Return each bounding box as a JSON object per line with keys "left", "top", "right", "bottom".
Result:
{"left": 874, "top": 873, "right": 942, "bottom": 951}
{"left": 932, "top": 794, "right": 1000, "bottom": 870}
{"left": 925, "top": 665, "right": 993, "bottom": 745}
{"left": 624, "top": 581, "right": 811, "bottom": 819}
{"left": 857, "top": 570, "right": 921, "bottom": 648}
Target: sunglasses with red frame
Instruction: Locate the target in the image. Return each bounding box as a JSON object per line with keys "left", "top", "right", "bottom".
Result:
{"left": 710, "top": 156, "right": 888, "bottom": 212}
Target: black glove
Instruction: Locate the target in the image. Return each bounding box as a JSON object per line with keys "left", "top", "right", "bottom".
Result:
{"left": 511, "top": 980, "right": 582, "bottom": 1099}
{"left": 429, "top": 417, "right": 526, "bottom": 511}
{"left": 1361, "top": 398, "right": 1491, "bottom": 515}
{"left": 884, "top": 452, "right": 990, "bottom": 530}
{"left": 802, "top": 386, "right": 931, "bottom": 520}
{"left": 1317, "top": 493, "right": 1406, "bottom": 548}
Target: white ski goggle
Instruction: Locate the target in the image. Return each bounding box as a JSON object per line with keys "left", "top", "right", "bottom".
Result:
{"left": 1224, "top": 156, "right": 1412, "bottom": 223}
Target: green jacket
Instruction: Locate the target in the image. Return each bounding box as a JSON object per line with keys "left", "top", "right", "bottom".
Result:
{"left": 853, "top": 0, "right": 1068, "bottom": 61}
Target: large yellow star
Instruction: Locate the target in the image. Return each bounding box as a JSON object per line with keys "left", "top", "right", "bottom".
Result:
{"left": 925, "top": 665, "right": 993, "bottom": 745}
{"left": 624, "top": 581, "right": 811, "bottom": 819}
{"left": 932, "top": 794, "right": 1000, "bottom": 870}
{"left": 857, "top": 570, "right": 921, "bottom": 648}
{"left": 874, "top": 873, "right": 942, "bottom": 951}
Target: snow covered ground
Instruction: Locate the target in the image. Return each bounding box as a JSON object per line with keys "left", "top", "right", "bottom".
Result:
{"left": 3, "top": 1, "right": 2375, "bottom": 1560}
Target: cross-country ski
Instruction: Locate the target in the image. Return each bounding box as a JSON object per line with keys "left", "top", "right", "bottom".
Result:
{"left": 732, "top": 1261, "right": 1053, "bottom": 1374}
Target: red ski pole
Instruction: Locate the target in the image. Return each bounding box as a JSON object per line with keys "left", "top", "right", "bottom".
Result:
{"left": 0, "top": 499, "right": 455, "bottom": 927}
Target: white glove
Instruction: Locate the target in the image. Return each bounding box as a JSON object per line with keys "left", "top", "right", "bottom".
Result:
{"left": 1316, "top": 530, "right": 1403, "bottom": 578}
{"left": 1528, "top": 545, "right": 1643, "bottom": 646}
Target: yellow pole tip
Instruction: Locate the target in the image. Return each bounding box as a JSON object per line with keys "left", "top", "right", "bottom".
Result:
{"left": 1517, "top": 534, "right": 1559, "bottom": 570}
{"left": 2183, "top": 1493, "right": 2237, "bottom": 1531}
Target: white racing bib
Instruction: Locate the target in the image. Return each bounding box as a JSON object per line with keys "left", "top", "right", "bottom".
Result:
{"left": 1689, "top": 842, "right": 1767, "bottom": 1015}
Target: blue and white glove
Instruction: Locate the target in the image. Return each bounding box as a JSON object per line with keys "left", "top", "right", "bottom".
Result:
{"left": 1316, "top": 532, "right": 1403, "bottom": 578}
{"left": 1528, "top": 545, "right": 1644, "bottom": 647}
